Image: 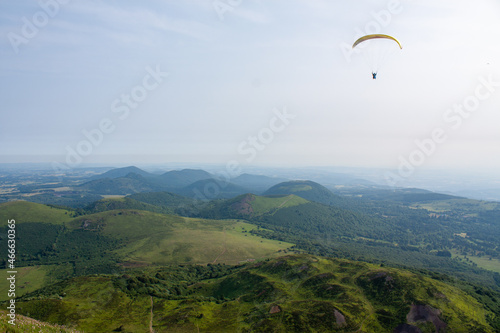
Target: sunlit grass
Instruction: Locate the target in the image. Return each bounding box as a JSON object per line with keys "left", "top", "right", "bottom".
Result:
{"left": 0, "top": 201, "right": 73, "bottom": 226}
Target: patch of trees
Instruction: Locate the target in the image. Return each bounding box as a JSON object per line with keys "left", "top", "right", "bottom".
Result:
{"left": 25, "top": 193, "right": 103, "bottom": 208}
{"left": 113, "top": 263, "right": 244, "bottom": 298}
{"left": 0, "top": 223, "right": 120, "bottom": 276}
{"left": 83, "top": 197, "right": 172, "bottom": 215}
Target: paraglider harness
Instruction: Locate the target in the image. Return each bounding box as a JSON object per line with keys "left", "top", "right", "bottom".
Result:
{"left": 372, "top": 72, "right": 377, "bottom": 79}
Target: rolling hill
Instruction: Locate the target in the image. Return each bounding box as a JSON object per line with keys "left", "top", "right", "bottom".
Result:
{"left": 157, "top": 168, "right": 213, "bottom": 188}
{"left": 330, "top": 186, "right": 464, "bottom": 204}
{"left": 231, "top": 173, "right": 288, "bottom": 194}
{"left": 0, "top": 202, "right": 292, "bottom": 275}
{"left": 127, "top": 191, "right": 194, "bottom": 210}
{"left": 0, "top": 201, "right": 74, "bottom": 226}
{"left": 264, "top": 180, "right": 344, "bottom": 206}
{"left": 10, "top": 254, "right": 499, "bottom": 332}
{"left": 77, "top": 169, "right": 229, "bottom": 197}
{"left": 2, "top": 191, "right": 500, "bottom": 332}
{"left": 231, "top": 193, "right": 309, "bottom": 217}
{"left": 83, "top": 196, "right": 175, "bottom": 215}
{"left": 67, "top": 209, "right": 291, "bottom": 266}
{"left": 88, "top": 165, "right": 154, "bottom": 180}
{"left": 195, "top": 193, "right": 309, "bottom": 219}
{"left": 197, "top": 192, "right": 387, "bottom": 239}
{"left": 178, "top": 178, "right": 250, "bottom": 200}
{"left": 78, "top": 172, "right": 158, "bottom": 195}
{"left": 192, "top": 192, "right": 500, "bottom": 292}
{"left": 0, "top": 203, "right": 293, "bottom": 305}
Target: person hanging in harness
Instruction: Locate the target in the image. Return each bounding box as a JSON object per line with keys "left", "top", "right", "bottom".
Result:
{"left": 352, "top": 34, "right": 403, "bottom": 80}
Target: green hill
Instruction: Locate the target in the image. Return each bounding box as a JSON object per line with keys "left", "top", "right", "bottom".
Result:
{"left": 0, "top": 206, "right": 292, "bottom": 272}
{"left": 195, "top": 193, "right": 310, "bottom": 219}
{"left": 21, "top": 192, "right": 103, "bottom": 209}
{"left": 231, "top": 173, "right": 288, "bottom": 194}
{"left": 83, "top": 192, "right": 196, "bottom": 216}
{"left": 0, "top": 201, "right": 74, "bottom": 226}
{"left": 127, "top": 191, "right": 192, "bottom": 208}
{"left": 78, "top": 173, "right": 158, "bottom": 195}
{"left": 10, "top": 254, "right": 499, "bottom": 332}
{"left": 68, "top": 210, "right": 291, "bottom": 266}
{"left": 255, "top": 200, "right": 393, "bottom": 240}
{"left": 77, "top": 169, "right": 221, "bottom": 196}
{"left": 247, "top": 194, "right": 309, "bottom": 215}
{"left": 178, "top": 178, "right": 249, "bottom": 199}
{"left": 228, "top": 193, "right": 310, "bottom": 217}
{"left": 0, "top": 264, "right": 72, "bottom": 301}
{"left": 89, "top": 165, "right": 153, "bottom": 180}
{"left": 83, "top": 197, "right": 173, "bottom": 214}
{"left": 264, "top": 180, "right": 344, "bottom": 206}
{"left": 193, "top": 192, "right": 500, "bottom": 291}
{"left": 157, "top": 168, "right": 213, "bottom": 188}
{"left": 331, "top": 187, "right": 464, "bottom": 204}
{"left": 197, "top": 193, "right": 388, "bottom": 240}
{"left": 0, "top": 206, "right": 292, "bottom": 304}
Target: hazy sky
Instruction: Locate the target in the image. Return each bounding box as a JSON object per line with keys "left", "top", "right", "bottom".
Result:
{"left": 1, "top": 0, "right": 500, "bottom": 173}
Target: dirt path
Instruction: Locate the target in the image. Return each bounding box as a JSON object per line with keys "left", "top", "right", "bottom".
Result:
{"left": 212, "top": 227, "right": 227, "bottom": 264}
{"left": 268, "top": 196, "right": 295, "bottom": 216}
{"left": 149, "top": 296, "right": 154, "bottom": 333}
{"left": 277, "top": 196, "right": 294, "bottom": 208}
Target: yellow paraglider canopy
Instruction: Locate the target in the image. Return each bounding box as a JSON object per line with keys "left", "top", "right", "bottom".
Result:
{"left": 352, "top": 34, "right": 402, "bottom": 49}
{"left": 352, "top": 34, "right": 402, "bottom": 78}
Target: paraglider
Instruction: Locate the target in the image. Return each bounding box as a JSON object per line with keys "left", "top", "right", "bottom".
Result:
{"left": 352, "top": 34, "right": 402, "bottom": 79}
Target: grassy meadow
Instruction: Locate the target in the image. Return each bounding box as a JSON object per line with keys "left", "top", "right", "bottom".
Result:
{"left": 0, "top": 201, "right": 74, "bottom": 226}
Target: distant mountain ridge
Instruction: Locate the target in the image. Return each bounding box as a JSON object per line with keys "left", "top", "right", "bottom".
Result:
{"left": 127, "top": 191, "right": 193, "bottom": 208}
{"left": 178, "top": 178, "right": 249, "bottom": 199}
{"left": 78, "top": 172, "right": 158, "bottom": 194}
{"left": 157, "top": 169, "right": 213, "bottom": 188}
{"left": 330, "top": 186, "right": 464, "bottom": 203}
{"left": 80, "top": 167, "right": 216, "bottom": 196}
{"left": 231, "top": 173, "right": 288, "bottom": 194}
{"left": 80, "top": 167, "right": 290, "bottom": 199}
{"left": 89, "top": 166, "right": 153, "bottom": 180}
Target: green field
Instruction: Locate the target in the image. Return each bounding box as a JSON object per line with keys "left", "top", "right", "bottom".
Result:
{"left": 101, "top": 195, "right": 126, "bottom": 199}
{"left": 106, "top": 215, "right": 293, "bottom": 265}
{"left": 451, "top": 250, "right": 500, "bottom": 274}
{"left": 0, "top": 201, "right": 74, "bottom": 226}
{"left": 412, "top": 198, "right": 500, "bottom": 213}
{"left": 0, "top": 265, "right": 74, "bottom": 302}
{"left": 0, "top": 266, "right": 49, "bottom": 302}
{"left": 271, "top": 184, "right": 313, "bottom": 193}
{"left": 0, "top": 202, "right": 293, "bottom": 269}
{"left": 467, "top": 256, "right": 500, "bottom": 274}
{"left": 56, "top": 209, "right": 293, "bottom": 266}
{"left": 251, "top": 194, "right": 308, "bottom": 216}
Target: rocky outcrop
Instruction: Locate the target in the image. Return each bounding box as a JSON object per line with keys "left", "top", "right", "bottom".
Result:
{"left": 408, "top": 304, "right": 446, "bottom": 332}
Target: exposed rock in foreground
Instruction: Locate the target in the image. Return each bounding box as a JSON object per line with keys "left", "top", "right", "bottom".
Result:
{"left": 407, "top": 304, "right": 446, "bottom": 332}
